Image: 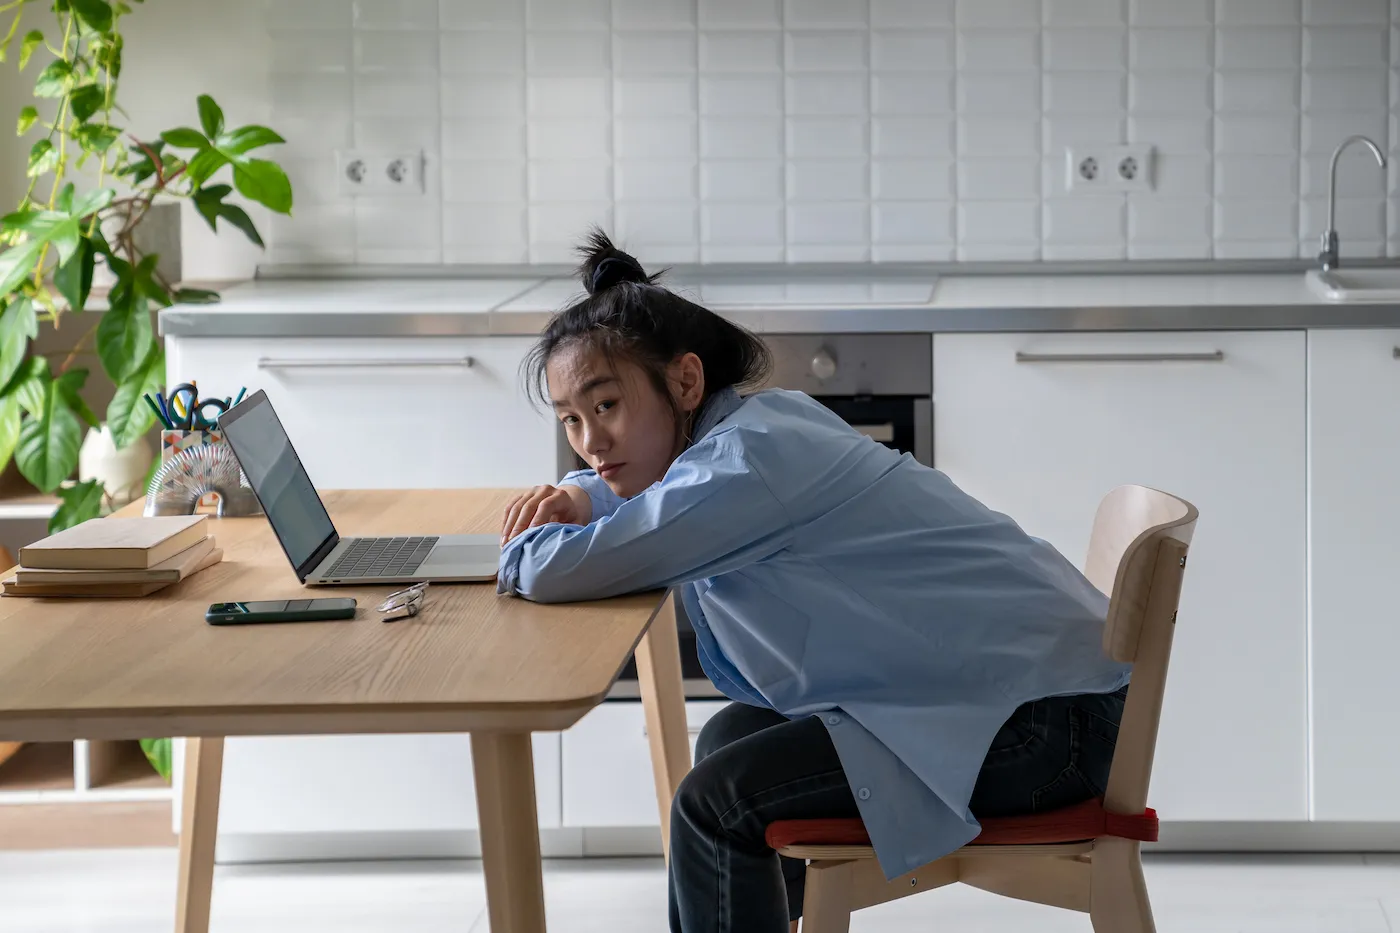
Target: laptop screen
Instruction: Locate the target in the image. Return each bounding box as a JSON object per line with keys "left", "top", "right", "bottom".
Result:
{"left": 220, "top": 391, "right": 336, "bottom": 575}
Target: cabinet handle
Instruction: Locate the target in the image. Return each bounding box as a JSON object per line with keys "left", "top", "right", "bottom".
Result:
{"left": 258, "top": 357, "right": 475, "bottom": 370}
{"left": 1391, "top": 347, "right": 1400, "bottom": 359}
{"left": 1014, "top": 351, "right": 1225, "bottom": 364}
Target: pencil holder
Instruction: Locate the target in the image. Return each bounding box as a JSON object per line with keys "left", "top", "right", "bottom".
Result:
{"left": 160, "top": 429, "right": 222, "bottom": 465}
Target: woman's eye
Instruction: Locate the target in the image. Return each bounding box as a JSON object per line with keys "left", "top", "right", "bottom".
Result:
{"left": 561, "top": 414, "right": 579, "bottom": 426}
{"left": 596, "top": 400, "right": 615, "bottom": 414}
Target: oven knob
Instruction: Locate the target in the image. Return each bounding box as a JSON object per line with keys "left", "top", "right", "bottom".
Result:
{"left": 810, "top": 348, "right": 838, "bottom": 381}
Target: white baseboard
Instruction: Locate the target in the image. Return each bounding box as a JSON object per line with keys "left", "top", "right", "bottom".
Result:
{"left": 214, "top": 823, "right": 1400, "bottom": 865}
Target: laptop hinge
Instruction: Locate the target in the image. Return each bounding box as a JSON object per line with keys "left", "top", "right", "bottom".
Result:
{"left": 298, "top": 532, "right": 341, "bottom": 582}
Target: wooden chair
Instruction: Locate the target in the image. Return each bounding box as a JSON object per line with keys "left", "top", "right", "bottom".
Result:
{"left": 767, "top": 485, "right": 1199, "bottom": 933}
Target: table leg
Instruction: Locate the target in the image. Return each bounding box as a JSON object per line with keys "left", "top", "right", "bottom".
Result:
{"left": 472, "top": 732, "right": 547, "bottom": 933}
{"left": 635, "top": 592, "right": 693, "bottom": 860}
{"left": 174, "top": 736, "right": 224, "bottom": 933}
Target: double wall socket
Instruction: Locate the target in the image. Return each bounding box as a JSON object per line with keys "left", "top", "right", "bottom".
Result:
{"left": 336, "top": 150, "right": 425, "bottom": 197}
{"left": 1064, "top": 145, "right": 1155, "bottom": 193}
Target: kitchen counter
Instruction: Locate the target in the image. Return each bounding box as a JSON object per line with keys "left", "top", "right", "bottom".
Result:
{"left": 158, "top": 271, "right": 1400, "bottom": 338}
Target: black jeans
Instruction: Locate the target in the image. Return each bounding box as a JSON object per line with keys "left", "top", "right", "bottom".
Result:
{"left": 667, "top": 687, "right": 1128, "bottom": 933}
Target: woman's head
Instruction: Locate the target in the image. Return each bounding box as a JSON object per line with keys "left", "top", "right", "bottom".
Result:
{"left": 525, "top": 229, "right": 771, "bottom": 498}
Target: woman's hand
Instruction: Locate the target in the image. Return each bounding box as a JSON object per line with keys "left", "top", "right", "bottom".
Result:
{"left": 501, "top": 484, "right": 593, "bottom": 546}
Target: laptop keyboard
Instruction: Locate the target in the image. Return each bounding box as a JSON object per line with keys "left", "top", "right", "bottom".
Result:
{"left": 325, "top": 536, "right": 439, "bottom": 579}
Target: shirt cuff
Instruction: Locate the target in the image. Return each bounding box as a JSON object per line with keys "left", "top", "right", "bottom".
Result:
{"left": 557, "top": 469, "right": 625, "bottom": 522}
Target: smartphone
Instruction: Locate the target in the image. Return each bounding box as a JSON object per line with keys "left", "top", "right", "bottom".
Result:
{"left": 206, "top": 597, "right": 357, "bottom": 625}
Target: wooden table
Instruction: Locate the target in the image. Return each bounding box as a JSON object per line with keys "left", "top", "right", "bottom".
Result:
{"left": 0, "top": 490, "right": 693, "bottom": 933}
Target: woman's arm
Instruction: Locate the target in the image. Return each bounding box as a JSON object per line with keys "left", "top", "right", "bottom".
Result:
{"left": 556, "top": 469, "right": 626, "bottom": 522}
{"left": 498, "top": 441, "right": 791, "bottom": 603}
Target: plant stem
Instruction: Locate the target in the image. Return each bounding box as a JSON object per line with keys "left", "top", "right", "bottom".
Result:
{"left": 57, "top": 322, "right": 99, "bottom": 375}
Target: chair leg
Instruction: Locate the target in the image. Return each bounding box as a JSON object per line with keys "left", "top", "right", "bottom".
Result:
{"left": 1090, "top": 838, "right": 1156, "bottom": 933}
{"left": 800, "top": 861, "right": 854, "bottom": 933}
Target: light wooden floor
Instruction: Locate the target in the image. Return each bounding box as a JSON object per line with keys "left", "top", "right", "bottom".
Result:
{"left": 4, "top": 849, "right": 1400, "bottom": 932}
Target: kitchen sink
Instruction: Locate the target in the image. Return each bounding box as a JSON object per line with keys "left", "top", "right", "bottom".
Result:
{"left": 1306, "top": 268, "right": 1400, "bottom": 302}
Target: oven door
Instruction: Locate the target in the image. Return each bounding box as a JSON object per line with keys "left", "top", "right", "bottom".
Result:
{"left": 813, "top": 395, "right": 933, "bottom": 466}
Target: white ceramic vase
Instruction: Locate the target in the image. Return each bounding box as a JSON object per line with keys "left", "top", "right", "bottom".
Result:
{"left": 79, "top": 425, "right": 154, "bottom": 505}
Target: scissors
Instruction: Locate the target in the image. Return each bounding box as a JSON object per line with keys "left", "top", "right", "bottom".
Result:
{"left": 167, "top": 383, "right": 230, "bottom": 430}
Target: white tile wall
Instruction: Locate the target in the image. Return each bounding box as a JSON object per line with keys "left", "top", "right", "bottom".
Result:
{"left": 264, "top": 0, "right": 1400, "bottom": 264}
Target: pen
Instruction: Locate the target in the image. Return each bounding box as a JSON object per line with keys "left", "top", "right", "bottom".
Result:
{"left": 232, "top": 387, "right": 246, "bottom": 407}
{"left": 143, "top": 394, "right": 173, "bottom": 429}
{"left": 155, "top": 392, "right": 172, "bottom": 427}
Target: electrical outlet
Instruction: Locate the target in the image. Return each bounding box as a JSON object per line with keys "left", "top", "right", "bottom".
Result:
{"left": 1063, "top": 145, "right": 1155, "bottom": 194}
{"left": 335, "top": 150, "right": 425, "bottom": 197}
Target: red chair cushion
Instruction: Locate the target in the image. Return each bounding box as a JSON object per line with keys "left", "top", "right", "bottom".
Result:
{"left": 764, "top": 798, "right": 1159, "bottom": 851}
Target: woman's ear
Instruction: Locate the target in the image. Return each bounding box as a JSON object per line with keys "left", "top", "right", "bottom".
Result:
{"left": 669, "top": 352, "right": 706, "bottom": 413}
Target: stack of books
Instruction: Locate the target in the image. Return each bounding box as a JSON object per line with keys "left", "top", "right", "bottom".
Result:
{"left": 2, "top": 515, "right": 222, "bottom": 598}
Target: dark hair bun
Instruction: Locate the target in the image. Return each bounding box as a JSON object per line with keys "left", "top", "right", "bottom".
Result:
{"left": 578, "top": 228, "right": 652, "bottom": 295}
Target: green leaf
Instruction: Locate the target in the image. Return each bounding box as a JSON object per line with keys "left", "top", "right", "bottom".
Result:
{"left": 0, "top": 238, "right": 45, "bottom": 297}
{"left": 16, "top": 106, "right": 38, "bottom": 136}
{"left": 0, "top": 298, "right": 37, "bottom": 390}
{"left": 16, "top": 379, "right": 82, "bottom": 493}
{"left": 0, "top": 395, "right": 21, "bottom": 478}
{"left": 18, "top": 30, "right": 43, "bottom": 71}
{"left": 218, "top": 203, "right": 264, "bottom": 248}
{"left": 184, "top": 147, "right": 228, "bottom": 188}
{"left": 192, "top": 183, "right": 230, "bottom": 231}
{"left": 159, "top": 126, "right": 206, "bottom": 148}
{"left": 48, "top": 478, "right": 104, "bottom": 534}
{"left": 2, "top": 357, "right": 49, "bottom": 415}
{"left": 74, "top": 123, "right": 119, "bottom": 153}
{"left": 70, "top": 186, "right": 114, "bottom": 218}
{"left": 55, "top": 239, "right": 94, "bottom": 312}
{"left": 172, "top": 287, "right": 220, "bottom": 305}
{"left": 217, "top": 125, "right": 283, "bottom": 157}
{"left": 34, "top": 60, "right": 73, "bottom": 98}
{"left": 233, "top": 158, "right": 293, "bottom": 214}
{"left": 107, "top": 343, "right": 162, "bottom": 448}
{"left": 55, "top": 182, "right": 74, "bottom": 214}
{"left": 93, "top": 31, "right": 121, "bottom": 77}
{"left": 26, "top": 138, "right": 57, "bottom": 177}
{"left": 70, "top": 0, "right": 114, "bottom": 33}
{"left": 120, "top": 137, "right": 163, "bottom": 182}
{"left": 138, "top": 738, "right": 172, "bottom": 782}
{"left": 57, "top": 368, "right": 99, "bottom": 429}
{"left": 96, "top": 283, "right": 152, "bottom": 383}
{"left": 197, "top": 94, "right": 224, "bottom": 139}
{"left": 69, "top": 83, "right": 105, "bottom": 122}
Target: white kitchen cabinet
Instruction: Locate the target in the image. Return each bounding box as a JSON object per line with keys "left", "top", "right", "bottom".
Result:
{"left": 1308, "top": 329, "right": 1400, "bottom": 820}
{"left": 164, "top": 336, "right": 560, "bottom": 489}
{"left": 213, "top": 733, "right": 562, "bottom": 835}
{"left": 563, "top": 700, "right": 727, "bottom": 827}
{"left": 934, "top": 331, "right": 1307, "bottom": 821}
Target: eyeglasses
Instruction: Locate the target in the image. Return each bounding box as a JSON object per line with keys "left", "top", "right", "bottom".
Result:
{"left": 377, "top": 582, "right": 428, "bottom": 623}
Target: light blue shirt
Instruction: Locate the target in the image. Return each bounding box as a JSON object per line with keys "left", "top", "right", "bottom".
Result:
{"left": 499, "top": 387, "right": 1130, "bottom": 879}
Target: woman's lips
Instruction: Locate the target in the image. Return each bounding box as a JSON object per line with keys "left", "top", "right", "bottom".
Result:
{"left": 598, "top": 463, "right": 625, "bottom": 479}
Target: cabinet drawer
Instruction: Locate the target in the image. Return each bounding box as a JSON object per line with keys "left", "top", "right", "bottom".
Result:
{"left": 165, "top": 336, "right": 560, "bottom": 489}
{"left": 563, "top": 701, "right": 727, "bottom": 827}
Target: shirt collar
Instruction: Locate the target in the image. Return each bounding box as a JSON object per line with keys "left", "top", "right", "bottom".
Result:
{"left": 692, "top": 387, "right": 743, "bottom": 442}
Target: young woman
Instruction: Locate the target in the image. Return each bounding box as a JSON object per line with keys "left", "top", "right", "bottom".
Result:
{"left": 498, "top": 232, "right": 1130, "bottom": 933}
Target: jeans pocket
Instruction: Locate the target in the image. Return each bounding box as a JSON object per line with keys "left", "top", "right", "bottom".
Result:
{"left": 983, "top": 700, "right": 1047, "bottom": 760}
{"left": 1069, "top": 707, "right": 1119, "bottom": 798}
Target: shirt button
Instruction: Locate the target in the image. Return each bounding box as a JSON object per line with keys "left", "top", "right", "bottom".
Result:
{"left": 826, "top": 714, "right": 841, "bottom": 726}
{"left": 858, "top": 788, "right": 872, "bottom": 801}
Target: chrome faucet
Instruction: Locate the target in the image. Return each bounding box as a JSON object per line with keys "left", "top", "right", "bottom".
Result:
{"left": 1319, "top": 135, "right": 1387, "bottom": 272}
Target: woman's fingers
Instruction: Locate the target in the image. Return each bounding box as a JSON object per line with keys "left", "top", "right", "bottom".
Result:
{"left": 505, "top": 486, "right": 556, "bottom": 544}
{"left": 500, "top": 493, "right": 527, "bottom": 545}
{"left": 529, "top": 491, "right": 573, "bottom": 529}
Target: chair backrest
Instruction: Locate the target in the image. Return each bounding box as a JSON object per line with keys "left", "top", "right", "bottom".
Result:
{"left": 1083, "top": 485, "right": 1198, "bottom": 815}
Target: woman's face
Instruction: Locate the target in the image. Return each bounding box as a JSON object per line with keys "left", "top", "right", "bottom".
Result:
{"left": 547, "top": 343, "right": 705, "bottom": 499}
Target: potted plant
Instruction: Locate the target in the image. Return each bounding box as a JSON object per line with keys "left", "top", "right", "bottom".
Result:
{"left": 0, "top": 0, "right": 294, "bottom": 779}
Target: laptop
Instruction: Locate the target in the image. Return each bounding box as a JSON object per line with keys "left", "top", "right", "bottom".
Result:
{"left": 220, "top": 390, "right": 500, "bottom": 585}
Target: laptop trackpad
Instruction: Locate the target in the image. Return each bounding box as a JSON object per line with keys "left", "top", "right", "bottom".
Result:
{"left": 422, "top": 545, "right": 498, "bottom": 569}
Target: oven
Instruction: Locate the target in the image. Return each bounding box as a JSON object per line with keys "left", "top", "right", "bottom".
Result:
{"left": 604, "top": 333, "right": 934, "bottom": 699}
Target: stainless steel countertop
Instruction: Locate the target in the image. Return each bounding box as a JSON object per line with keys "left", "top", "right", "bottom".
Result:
{"left": 158, "top": 269, "right": 1400, "bottom": 339}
